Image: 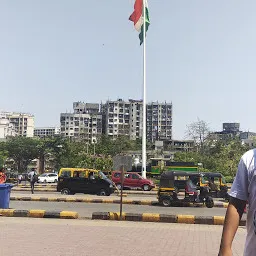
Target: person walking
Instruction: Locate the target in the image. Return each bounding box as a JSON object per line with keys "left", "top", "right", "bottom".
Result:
{"left": 219, "top": 149, "right": 256, "bottom": 256}
{"left": 18, "top": 174, "right": 22, "bottom": 185}
{"left": 28, "top": 169, "right": 37, "bottom": 194}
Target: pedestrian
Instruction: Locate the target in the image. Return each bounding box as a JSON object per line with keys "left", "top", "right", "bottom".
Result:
{"left": 18, "top": 174, "right": 22, "bottom": 184}
{"left": 0, "top": 167, "right": 6, "bottom": 184}
{"left": 218, "top": 148, "right": 255, "bottom": 256}
{"left": 28, "top": 168, "right": 37, "bottom": 194}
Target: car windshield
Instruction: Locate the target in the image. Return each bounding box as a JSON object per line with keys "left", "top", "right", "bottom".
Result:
{"left": 98, "top": 171, "right": 108, "bottom": 180}
{"left": 40, "top": 174, "right": 47, "bottom": 177}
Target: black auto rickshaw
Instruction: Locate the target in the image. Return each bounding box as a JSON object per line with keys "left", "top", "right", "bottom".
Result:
{"left": 202, "top": 172, "right": 229, "bottom": 201}
{"left": 158, "top": 171, "right": 214, "bottom": 208}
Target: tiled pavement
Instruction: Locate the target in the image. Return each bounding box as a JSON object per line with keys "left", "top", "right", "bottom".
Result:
{"left": 0, "top": 217, "right": 245, "bottom": 256}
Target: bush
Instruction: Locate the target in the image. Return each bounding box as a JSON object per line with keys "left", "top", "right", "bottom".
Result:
{"left": 225, "top": 176, "right": 234, "bottom": 183}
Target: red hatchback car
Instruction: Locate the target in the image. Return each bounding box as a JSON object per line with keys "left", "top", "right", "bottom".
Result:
{"left": 111, "top": 171, "right": 155, "bottom": 191}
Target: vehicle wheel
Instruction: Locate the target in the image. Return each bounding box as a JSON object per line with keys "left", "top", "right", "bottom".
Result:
{"left": 142, "top": 184, "right": 150, "bottom": 191}
{"left": 205, "top": 197, "right": 214, "bottom": 208}
{"left": 98, "top": 189, "right": 107, "bottom": 196}
{"left": 61, "top": 188, "right": 70, "bottom": 195}
{"left": 54, "top": 179, "right": 57, "bottom": 183}
{"left": 44, "top": 180, "right": 47, "bottom": 183}
{"left": 160, "top": 197, "right": 172, "bottom": 207}
{"left": 116, "top": 184, "right": 122, "bottom": 190}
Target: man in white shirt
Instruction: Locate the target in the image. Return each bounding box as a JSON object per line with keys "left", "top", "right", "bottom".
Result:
{"left": 28, "top": 169, "right": 37, "bottom": 194}
{"left": 219, "top": 149, "right": 256, "bottom": 256}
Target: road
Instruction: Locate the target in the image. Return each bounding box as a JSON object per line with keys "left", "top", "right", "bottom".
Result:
{"left": 9, "top": 200, "right": 228, "bottom": 218}
{"left": 0, "top": 217, "right": 245, "bottom": 256}
{"left": 9, "top": 190, "right": 231, "bottom": 218}
{"left": 11, "top": 190, "right": 158, "bottom": 200}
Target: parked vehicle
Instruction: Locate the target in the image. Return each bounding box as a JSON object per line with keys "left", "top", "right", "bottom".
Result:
{"left": 5, "top": 172, "right": 18, "bottom": 184}
{"left": 150, "top": 159, "right": 198, "bottom": 176}
{"left": 202, "top": 172, "right": 229, "bottom": 201}
{"left": 157, "top": 171, "right": 214, "bottom": 208}
{"left": 38, "top": 173, "right": 58, "bottom": 183}
{"left": 57, "top": 168, "right": 114, "bottom": 196}
{"left": 111, "top": 171, "right": 155, "bottom": 191}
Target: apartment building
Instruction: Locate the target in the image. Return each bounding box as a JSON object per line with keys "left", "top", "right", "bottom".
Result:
{"left": 0, "top": 112, "right": 34, "bottom": 137}
{"left": 34, "top": 127, "right": 60, "bottom": 138}
{"left": 0, "top": 114, "right": 16, "bottom": 140}
{"left": 146, "top": 102, "right": 172, "bottom": 142}
{"left": 60, "top": 102, "right": 102, "bottom": 142}
{"left": 129, "top": 99, "right": 143, "bottom": 140}
{"left": 102, "top": 99, "right": 172, "bottom": 142}
{"left": 102, "top": 99, "right": 143, "bottom": 140}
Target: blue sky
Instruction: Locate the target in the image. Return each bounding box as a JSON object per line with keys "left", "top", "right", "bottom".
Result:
{"left": 1, "top": 0, "right": 256, "bottom": 139}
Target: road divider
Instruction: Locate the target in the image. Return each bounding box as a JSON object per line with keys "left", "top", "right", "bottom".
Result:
{"left": 0, "top": 209, "right": 78, "bottom": 219}
{"left": 10, "top": 196, "right": 158, "bottom": 206}
{"left": 92, "top": 212, "right": 244, "bottom": 226}
{"left": 12, "top": 188, "right": 56, "bottom": 192}
{"left": 12, "top": 187, "right": 157, "bottom": 194}
{"left": 10, "top": 196, "right": 228, "bottom": 208}
{"left": 16, "top": 185, "right": 57, "bottom": 188}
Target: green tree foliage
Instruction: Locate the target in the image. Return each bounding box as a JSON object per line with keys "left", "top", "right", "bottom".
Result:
{"left": 0, "top": 142, "right": 8, "bottom": 168}
{"left": 174, "top": 138, "right": 250, "bottom": 178}
{"left": 4, "top": 137, "right": 38, "bottom": 171}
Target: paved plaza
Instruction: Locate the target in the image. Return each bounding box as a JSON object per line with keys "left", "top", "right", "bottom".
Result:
{"left": 0, "top": 217, "right": 245, "bottom": 256}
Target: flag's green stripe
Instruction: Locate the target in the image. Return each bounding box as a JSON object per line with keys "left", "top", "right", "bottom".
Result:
{"left": 139, "top": 22, "right": 150, "bottom": 45}
{"left": 139, "top": 7, "right": 150, "bottom": 45}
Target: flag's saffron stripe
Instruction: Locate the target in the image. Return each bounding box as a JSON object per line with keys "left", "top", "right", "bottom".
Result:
{"left": 129, "top": 0, "right": 150, "bottom": 45}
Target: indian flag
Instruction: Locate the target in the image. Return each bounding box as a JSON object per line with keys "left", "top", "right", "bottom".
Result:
{"left": 129, "top": 0, "right": 150, "bottom": 45}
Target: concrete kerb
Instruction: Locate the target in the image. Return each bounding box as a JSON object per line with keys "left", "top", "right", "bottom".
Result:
{"left": 92, "top": 212, "right": 244, "bottom": 226}
{"left": 0, "top": 209, "right": 78, "bottom": 219}
{"left": 9, "top": 196, "right": 229, "bottom": 208}
{"left": 12, "top": 188, "right": 56, "bottom": 192}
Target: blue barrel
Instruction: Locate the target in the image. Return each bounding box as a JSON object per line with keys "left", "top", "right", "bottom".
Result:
{"left": 0, "top": 184, "right": 13, "bottom": 209}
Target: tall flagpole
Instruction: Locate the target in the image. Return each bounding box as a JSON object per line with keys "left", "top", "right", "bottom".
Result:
{"left": 141, "top": 0, "right": 147, "bottom": 179}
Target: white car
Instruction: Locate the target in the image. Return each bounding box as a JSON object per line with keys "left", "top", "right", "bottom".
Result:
{"left": 37, "top": 173, "right": 58, "bottom": 183}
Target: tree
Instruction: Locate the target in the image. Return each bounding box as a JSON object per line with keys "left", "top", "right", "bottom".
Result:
{"left": 174, "top": 137, "right": 249, "bottom": 178}
{"left": 4, "top": 137, "right": 38, "bottom": 171}
{"left": 185, "top": 118, "right": 210, "bottom": 151}
{"left": 0, "top": 142, "right": 8, "bottom": 168}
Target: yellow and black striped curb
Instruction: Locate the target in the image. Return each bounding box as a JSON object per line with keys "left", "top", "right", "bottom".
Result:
{"left": 12, "top": 187, "right": 157, "bottom": 194}
{"left": 10, "top": 196, "right": 159, "bottom": 206}
{"left": 12, "top": 188, "right": 56, "bottom": 192}
{"left": 10, "top": 196, "right": 228, "bottom": 208}
{"left": 16, "top": 185, "right": 57, "bottom": 188}
{"left": 92, "top": 212, "right": 245, "bottom": 226}
{"left": 0, "top": 209, "right": 78, "bottom": 219}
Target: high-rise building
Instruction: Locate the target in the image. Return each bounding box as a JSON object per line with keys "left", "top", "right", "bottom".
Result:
{"left": 102, "top": 99, "right": 143, "bottom": 140}
{"left": 102, "top": 99, "right": 172, "bottom": 142}
{"left": 146, "top": 102, "right": 172, "bottom": 142}
{"left": 34, "top": 127, "right": 60, "bottom": 138}
{"left": 0, "top": 112, "right": 34, "bottom": 137}
{"left": 60, "top": 102, "right": 102, "bottom": 142}
{"left": 0, "top": 114, "right": 16, "bottom": 140}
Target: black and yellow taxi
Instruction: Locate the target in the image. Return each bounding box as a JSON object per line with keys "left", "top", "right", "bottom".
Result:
{"left": 57, "top": 168, "right": 114, "bottom": 196}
